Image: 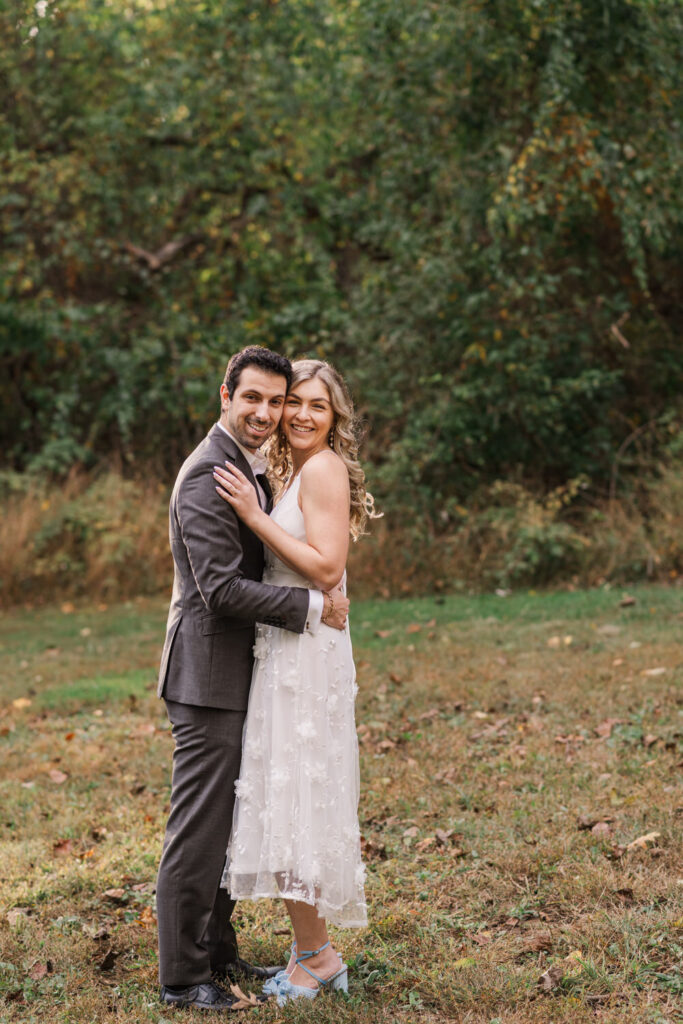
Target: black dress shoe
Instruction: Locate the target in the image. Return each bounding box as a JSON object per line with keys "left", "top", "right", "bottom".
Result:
{"left": 215, "top": 958, "right": 285, "bottom": 982}
{"left": 160, "top": 981, "right": 236, "bottom": 1010}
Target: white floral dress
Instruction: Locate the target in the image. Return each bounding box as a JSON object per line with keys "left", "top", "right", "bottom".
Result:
{"left": 222, "top": 473, "right": 367, "bottom": 928}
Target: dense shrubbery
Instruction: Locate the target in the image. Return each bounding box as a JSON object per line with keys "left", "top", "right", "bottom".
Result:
{"left": 1, "top": 462, "right": 681, "bottom": 606}
{"left": 1, "top": 0, "right": 681, "bottom": 554}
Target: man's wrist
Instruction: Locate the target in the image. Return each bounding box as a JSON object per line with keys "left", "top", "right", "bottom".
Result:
{"left": 306, "top": 590, "right": 324, "bottom": 634}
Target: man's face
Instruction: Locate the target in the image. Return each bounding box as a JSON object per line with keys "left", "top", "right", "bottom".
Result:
{"left": 220, "top": 366, "right": 287, "bottom": 451}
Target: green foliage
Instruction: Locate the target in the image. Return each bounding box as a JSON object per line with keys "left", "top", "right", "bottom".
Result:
{"left": 1, "top": 0, "right": 681, "bottom": 519}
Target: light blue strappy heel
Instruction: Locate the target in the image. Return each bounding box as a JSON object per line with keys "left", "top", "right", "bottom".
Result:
{"left": 262, "top": 943, "right": 296, "bottom": 996}
{"left": 272, "top": 941, "right": 348, "bottom": 1006}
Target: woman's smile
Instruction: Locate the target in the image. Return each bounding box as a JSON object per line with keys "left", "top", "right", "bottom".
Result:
{"left": 282, "top": 379, "right": 334, "bottom": 456}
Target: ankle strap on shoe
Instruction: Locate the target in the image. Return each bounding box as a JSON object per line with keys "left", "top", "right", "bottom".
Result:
{"left": 295, "top": 941, "right": 330, "bottom": 962}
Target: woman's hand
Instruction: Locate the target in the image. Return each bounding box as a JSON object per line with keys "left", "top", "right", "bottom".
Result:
{"left": 213, "top": 463, "right": 263, "bottom": 527}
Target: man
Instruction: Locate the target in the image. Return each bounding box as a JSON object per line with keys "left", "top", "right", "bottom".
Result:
{"left": 156, "top": 346, "right": 349, "bottom": 1012}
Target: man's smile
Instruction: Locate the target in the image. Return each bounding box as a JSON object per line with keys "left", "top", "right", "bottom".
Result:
{"left": 246, "top": 419, "right": 270, "bottom": 434}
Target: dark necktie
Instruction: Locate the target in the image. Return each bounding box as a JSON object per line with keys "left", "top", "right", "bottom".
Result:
{"left": 256, "top": 473, "right": 272, "bottom": 511}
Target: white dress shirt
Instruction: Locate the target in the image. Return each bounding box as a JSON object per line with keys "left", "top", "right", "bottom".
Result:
{"left": 216, "top": 422, "right": 323, "bottom": 633}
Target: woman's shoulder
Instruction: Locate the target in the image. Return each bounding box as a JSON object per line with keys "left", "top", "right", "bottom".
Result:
{"left": 300, "top": 449, "right": 349, "bottom": 487}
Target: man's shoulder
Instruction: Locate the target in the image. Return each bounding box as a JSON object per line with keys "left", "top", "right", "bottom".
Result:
{"left": 176, "top": 429, "right": 236, "bottom": 479}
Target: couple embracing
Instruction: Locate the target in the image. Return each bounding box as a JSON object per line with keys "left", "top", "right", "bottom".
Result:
{"left": 156, "top": 346, "right": 375, "bottom": 1011}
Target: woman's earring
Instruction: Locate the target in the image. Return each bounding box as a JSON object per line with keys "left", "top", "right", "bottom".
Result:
{"left": 328, "top": 428, "right": 335, "bottom": 448}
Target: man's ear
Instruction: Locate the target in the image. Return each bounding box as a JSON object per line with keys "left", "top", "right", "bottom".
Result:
{"left": 219, "top": 383, "right": 230, "bottom": 413}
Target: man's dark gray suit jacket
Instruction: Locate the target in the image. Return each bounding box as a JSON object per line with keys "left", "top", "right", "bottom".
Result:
{"left": 158, "top": 423, "right": 310, "bottom": 710}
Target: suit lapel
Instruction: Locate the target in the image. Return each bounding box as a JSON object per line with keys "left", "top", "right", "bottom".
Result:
{"left": 208, "top": 423, "right": 268, "bottom": 509}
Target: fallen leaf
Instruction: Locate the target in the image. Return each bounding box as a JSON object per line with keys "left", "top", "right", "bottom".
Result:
{"left": 619, "top": 595, "right": 637, "bottom": 607}
{"left": 83, "top": 924, "right": 110, "bottom": 940}
{"left": 547, "top": 635, "right": 561, "bottom": 649}
{"left": 53, "top": 838, "right": 73, "bottom": 857}
{"left": 97, "top": 948, "right": 120, "bottom": 972}
{"left": 625, "top": 831, "right": 661, "bottom": 852}
{"left": 406, "top": 623, "right": 422, "bottom": 634}
{"left": 403, "top": 823, "right": 419, "bottom": 847}
{"left": 453, "top": 956, "right": 476, "bottom": 969}
{"left": 524, "top": 932, "right": 553, "bottom": 953}
{"left": 643, "top": 734, "right": 659, "bottom": 748}
{"left": 435, "top": 828, "right": 454, "bottom": 845}
{"left": 7, "top": 908, "right": 29, "bottom": 926}
{"left": 419, "top": 708, "right": 440, "bottom": 721}
{"left": 64, "top": 732, "right": 75, "bottom": 741}
{"left": 376, "top": 739, "right": 396, "bottom": 752}
{"left": 388, "top": 672, "right": 402, "bottom": 684}
{"left": 61, "top": 602, "right": 75, "bottom": 614}
{"left": 473, "top": 931, "right": 492, "bottom": 946}
{"left": 28, "top": 961, "right": 51, "bottom": 980}
{"left": 416, "top": 837, "right": 436, "bottom": 852}
{"left": 12, "top": 697, "right": 31, "bottom": 710}
{"left": 614, "top": 888, "right": 634, "bottom": 903}
{"left": 48, "top": 769, "right": 68, "bottom": 784}
{"left": 641, "top": 667, "right": 667, "bottom": 677}
{"left": 595, "top": 718, "right": 622, "bottom": 738}
{"left": 538, "top": 963, "right": 564, "bottom": 991}
{"left": 103, "top": 888, "right": 127, "bottom": 903}
{"left": 229, "top": 984, "right": 260, "bottom": 1009}
{"left": 591, "top": 822, "right": 612, "bottom": 838}
{"left": 374, "top": 630, "right": 391, "bottom": 639}
{"left": 136, "top": 905, "right": 157, "bottom": 927}
{"left": 359, "top": 836, "right": 386, "bottom": 861}
{"left": 597, "top": 624, "right": 621, "bottom": 636}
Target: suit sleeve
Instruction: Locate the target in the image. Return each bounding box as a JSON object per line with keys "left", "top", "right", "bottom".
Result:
{"left": 176, "top": 455, "right": 310, "bottom": 633}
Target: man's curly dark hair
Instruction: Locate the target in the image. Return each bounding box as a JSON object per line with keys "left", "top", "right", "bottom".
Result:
{"left": 223, "top": 346, "right": 292, "bottom": 398}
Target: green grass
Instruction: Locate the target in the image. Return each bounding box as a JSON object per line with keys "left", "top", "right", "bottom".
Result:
{"left": 1, "top": 584, "right": 682, "bottom": 1022}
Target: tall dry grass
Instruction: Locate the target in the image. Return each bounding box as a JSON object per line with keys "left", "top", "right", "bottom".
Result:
{"left": 0, "top": 471, "right": 169, "bottom": 607}
{"left": 0, "top": 464, "right": 681, "bottom": 607}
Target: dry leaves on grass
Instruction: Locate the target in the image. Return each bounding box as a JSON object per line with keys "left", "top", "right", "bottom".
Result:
{"left": 53, "top": 838, "right": 74, "bottom": 857}
{"left": 360, "top": 836, "right": 387, "bottom": 861}
{"left": 595, "top": 718, "right": 622, "bottom": 738}
{"left": 625, "top": 830, "right": 661, "bottom": 851}
{"left": 102, "top": 888, "right": 128, "bottom": 904}
{"left": 28, "top": 961, "right": 52, "bottom": 980}
{"left": 577, "top": 814, "right": 616, "bottom": 831}
{"left": 538, "top": 950, "right": 587, "bottom": 991}
{"left": 96, "top": 948, "right": 120, "bottom": 972}
{"left": 6, "top": 908, "right": 29, "bottom": 927}
{"left": 229, "top": 984, "right": 261, "bottom": 1009}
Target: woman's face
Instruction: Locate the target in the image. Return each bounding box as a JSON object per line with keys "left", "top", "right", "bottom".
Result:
{"left": 282, "top": 377, "right": 334, "bottom": 456}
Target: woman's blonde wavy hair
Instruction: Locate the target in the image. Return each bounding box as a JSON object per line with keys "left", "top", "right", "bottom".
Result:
{"left": 265, "top": 359, "right": 380, "bottom": 540}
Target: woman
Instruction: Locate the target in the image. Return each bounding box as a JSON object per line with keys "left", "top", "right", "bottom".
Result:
{"left": 212, "top": 359, "right": 376, "bottom": 1005}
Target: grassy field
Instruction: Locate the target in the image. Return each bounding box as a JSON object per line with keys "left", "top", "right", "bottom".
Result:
{"left": 0, "top": 585, "right": 681, "bottom": 1023}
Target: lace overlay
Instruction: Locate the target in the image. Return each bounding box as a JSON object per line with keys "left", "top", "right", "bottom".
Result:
{"left": 222, "top": 473, "right": 367, "bottom": 928}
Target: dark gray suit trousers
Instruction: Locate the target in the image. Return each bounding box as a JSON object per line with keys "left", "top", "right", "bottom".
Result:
{"left": 156, "top": 700, "right": 246, "bottom": 986}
